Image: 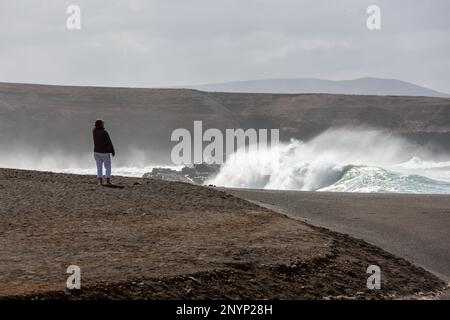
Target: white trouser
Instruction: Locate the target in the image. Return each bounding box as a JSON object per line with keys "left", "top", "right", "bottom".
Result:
{"left": 94, "top": 152, "right": 111, "bottom": 178}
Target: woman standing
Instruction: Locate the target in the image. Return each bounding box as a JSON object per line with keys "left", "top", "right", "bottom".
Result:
{"left": 92, "top": 119, "right": 115, "bottom": 185}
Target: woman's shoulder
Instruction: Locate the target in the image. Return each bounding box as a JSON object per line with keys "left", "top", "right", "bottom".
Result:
{"left": 93, "top": 128, "right": 106, "bottom": 136}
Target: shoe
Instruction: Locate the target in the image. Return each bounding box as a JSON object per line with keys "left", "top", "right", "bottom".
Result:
{"left": 97, "top": 177, "right": 103, "bottom": 185}
{"left": 106, "top": 178, "right": 113, "bottom": 185}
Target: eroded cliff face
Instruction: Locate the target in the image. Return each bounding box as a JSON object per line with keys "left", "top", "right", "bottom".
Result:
{"left": 1, "top": 82, "right": 450, "bottom": 166}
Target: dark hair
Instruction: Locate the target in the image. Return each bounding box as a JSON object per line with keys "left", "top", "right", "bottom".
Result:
{"left": 93, "top": 119, "right": 104, "bottom": 130}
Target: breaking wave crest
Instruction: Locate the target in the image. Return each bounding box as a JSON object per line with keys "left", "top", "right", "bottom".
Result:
{"left": 208, "top": 128, "right": 450, "bottom": 194}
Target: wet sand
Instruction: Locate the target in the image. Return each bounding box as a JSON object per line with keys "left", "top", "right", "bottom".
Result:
{"left": 0, "top": 168, "right": 446, "bottom": 299}
{"left": 225, "top": 188, "right": 450, "bottom": 299}
{"left": 225, "top": 188, "right": 450, "bottom": 281}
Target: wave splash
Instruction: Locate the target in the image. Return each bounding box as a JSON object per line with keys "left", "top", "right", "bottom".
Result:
{"left": 207, "top": 128, "right": 450, "bottom": 194}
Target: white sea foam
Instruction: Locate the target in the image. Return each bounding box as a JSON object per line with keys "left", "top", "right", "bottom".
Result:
{"left": 207, "top": 128, "right": 450, "bottom": 194}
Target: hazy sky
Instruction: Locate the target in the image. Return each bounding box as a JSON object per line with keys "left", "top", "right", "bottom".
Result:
{"left": 0, "top": 0, "right": 449, "bottom": 92}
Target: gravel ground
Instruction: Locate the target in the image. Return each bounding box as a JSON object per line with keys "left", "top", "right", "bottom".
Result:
{"left": 0, "top": 168, "right": 445, "bottom": 299}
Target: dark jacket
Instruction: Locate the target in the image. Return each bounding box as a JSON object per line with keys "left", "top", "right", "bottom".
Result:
{"left": 93, "top": 128, "right": 115, "bottom": 155}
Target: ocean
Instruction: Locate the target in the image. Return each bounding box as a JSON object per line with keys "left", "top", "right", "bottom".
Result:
{"left": 4, "top": 128, "right": 450, "bottom": 194}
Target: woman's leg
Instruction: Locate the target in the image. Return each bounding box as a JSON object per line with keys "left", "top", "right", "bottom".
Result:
{"left": 94, "top": 153, "right": 104, "bottom": 178}
{"left": 104, "top": 154, "right": 112, "bottom": 178}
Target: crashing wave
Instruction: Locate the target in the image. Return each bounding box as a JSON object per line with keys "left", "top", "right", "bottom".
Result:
{"left": 319, "top": 165, "right": 450, "bottom": 194}
{"left": 207, "top": 128, "right": 450, "bottom": 194}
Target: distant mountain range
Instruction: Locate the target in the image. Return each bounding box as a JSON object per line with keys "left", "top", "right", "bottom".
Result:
{"left": 180, "top": 77, "right": 450, "bottom": 97}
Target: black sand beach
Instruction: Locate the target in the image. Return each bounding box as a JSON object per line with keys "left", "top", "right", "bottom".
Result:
{"left": 0, "top": 168, "right": 446, "bottom": 299}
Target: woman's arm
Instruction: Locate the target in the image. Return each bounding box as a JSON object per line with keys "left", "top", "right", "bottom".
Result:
{"left": 105, "top": 131, "right": 115, "bottom": 156}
